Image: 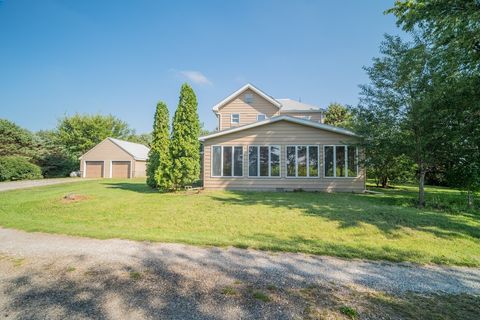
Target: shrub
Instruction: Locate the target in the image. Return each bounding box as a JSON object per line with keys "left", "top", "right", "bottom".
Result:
{"left": 0, "top": 156, "right": 43, "bottom": 181}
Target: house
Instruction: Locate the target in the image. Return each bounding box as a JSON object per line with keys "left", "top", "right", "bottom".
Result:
{"left": 80, "top": 138, "right": 150, "bottom": 178}
{"left": 199, "top": 84, "right": 365, "bottom": 192}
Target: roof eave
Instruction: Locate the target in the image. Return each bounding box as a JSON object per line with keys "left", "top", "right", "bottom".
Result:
{"left": 199, "top": 116, "right": 359, "bottom": 141}
{"left": 212, "top": 83, "right": 281, "bottom": 112}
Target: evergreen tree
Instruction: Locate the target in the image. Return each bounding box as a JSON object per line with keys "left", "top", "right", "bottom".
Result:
{"left": 170, "top": 83, "right": 200, "bottom": 189}
{"left": 146, "top": 102, "right": 172, "bottom": 190}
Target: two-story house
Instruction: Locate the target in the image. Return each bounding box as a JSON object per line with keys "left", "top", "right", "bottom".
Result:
{"left": 199, "top": 83, "right": 365, "bottom": 192}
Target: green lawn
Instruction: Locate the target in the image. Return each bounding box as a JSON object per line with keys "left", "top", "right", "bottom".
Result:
{"left": 0, "top": 179, "right": 479, "bottom": 266}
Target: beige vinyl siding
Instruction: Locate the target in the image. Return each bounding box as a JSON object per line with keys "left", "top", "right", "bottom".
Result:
{"left": 217, "top": 89, "right": 280, "bottom": 130}
{"left": 280, "top": 111, "right": 324, "bottom": 123}
{"left": 134, "top": 160, "right": 147, "bottom": 178}
{"left": 80, "top": 139, "right": 134, "bottom": 178}
{"left": 203, "top": 120, "right": 365, "bottom": 192}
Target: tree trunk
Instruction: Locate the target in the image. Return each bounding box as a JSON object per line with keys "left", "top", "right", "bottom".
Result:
{"left": 418, "top": 169, "right": 426, "bottom": 208}
{"left": 381, "top": 176, "right": 388, "bottom": 188}
{"left": 467, "top": 190, "right": 474, "bottom": 209}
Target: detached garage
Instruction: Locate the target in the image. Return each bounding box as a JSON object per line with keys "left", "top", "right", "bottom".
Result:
{"left": 79, "top": 138, "right": 150, "bottom": 178}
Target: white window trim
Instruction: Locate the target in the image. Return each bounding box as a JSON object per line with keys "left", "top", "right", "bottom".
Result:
{"left": 231, "top": 114, "right": 240, "bottom": 124}
{"left": 256, "top": 114, "right": 267, "bottom": 121}
{"left": 285, "top": 145, "right": 320, "bottom": 178}
{"left": 323, "top": 145, "right": 359, "bottom": 178}
{"left": 211, "top": 145, "right": 243, "bottom": 178}
{"left": 247, "top": 145, "right": 281, "bottom": 178}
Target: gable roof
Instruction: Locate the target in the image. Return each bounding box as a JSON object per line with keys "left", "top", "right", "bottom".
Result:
{"left": 212, "top": 83, "right": 282, "bottom": 112}
{"left": 276, "top": 98, "right": 324, "bottom": 112}
{"left": 199, "top": 115, "right": 358, "bottom": 141}
{"left": 108, "top": 138, "right": 150, "bottom": 160}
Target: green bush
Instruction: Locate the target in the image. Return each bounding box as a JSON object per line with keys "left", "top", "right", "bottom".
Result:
{"left": 0, "top": 156, "right": 43, "bottom": 181}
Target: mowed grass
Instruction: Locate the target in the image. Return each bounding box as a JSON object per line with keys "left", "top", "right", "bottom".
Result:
{"left": 0, "top": 179, "right": 479, "bottom": 266}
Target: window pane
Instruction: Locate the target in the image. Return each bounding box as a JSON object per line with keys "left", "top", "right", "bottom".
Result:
{"left": 212, "top": 146, "right": 221, "bottom": 176}
{"left": 287, "top": 146, "right": 296, "bottom": 177}
{"left": 297, "top": 146, "right": 307, "bottom": 177}
{"left": 232, "top": 114, "right": 239, "bottom": 123}
{"left": 324, "top": 146, "right": 334, "bottom": 177}
{"left": 249, "top": 146, "right": 258, "bottom": 176}
{"left": 223, "top": 146, "right": 232, "bottom": 176}
{"left": 270, "top": 146, "right": 280, "bottom": 176}
{"left": 259, "top": 146, "right": 269, "bottom": 176}
{"left": 336, "top": 146, "right": 345, "bottom": 177}
{"left": 234, "top": 146, "right": 243, "bottom": 177}
{"left": 347, "top": 146, "right": 357, "bottom": 177}
{"left": 257, "top": 114, "right": 266, "bottom": 121}
{"left": 309, "top": 146, "right": 319, "bottom": 177}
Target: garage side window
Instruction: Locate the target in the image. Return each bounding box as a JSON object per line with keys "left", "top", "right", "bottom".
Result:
{"left": 211, "top": 145, "right": 243, "bottom": 177}
{"left": 324, "top": 145, "right": 358, "bottom": 178}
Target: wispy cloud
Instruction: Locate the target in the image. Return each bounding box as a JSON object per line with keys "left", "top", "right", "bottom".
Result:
{"left": 178, "top": 70, "right": 212, "bottom": 86}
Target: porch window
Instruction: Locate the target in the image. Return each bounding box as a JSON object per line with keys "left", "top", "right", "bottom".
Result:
{"left": 211, "top": 146, "right": 243, "bottom": 177}
{"left": 324, "top": 145, "right": 358, "bottom": 177}
{"left": 286, "top": 145, "right": 319, "bottom": 177}
{"left": 248, "top": 145, "right": 281, "bottom": 177}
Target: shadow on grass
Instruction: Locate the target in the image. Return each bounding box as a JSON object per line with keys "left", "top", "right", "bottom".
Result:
{"left": 103, "top": 181, "right": 159, "bottom": 194}
{"left": 209, "top": 191, "right": 480, "bottom": 242}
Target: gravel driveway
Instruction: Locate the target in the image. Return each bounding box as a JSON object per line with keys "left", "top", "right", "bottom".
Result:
{"left": 0, "top": 178, "right": 84, "bottom": 192}
{"left": 1, "top": 228, "right": 479, "bottom": 319}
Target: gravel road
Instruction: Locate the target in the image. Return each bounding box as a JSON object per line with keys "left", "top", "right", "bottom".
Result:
{"left": 0, "top": 228, "right": 479, "bottom": 319}
{"left": 0, "top": 178, "right": 84, "bottom": 192}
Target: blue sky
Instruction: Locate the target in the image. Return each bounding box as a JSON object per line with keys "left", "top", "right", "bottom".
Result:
{"left": 0, "top": 0, "right": 404, "bottom": 133}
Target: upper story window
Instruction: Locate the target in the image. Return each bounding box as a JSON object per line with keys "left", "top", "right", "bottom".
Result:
{"left": 300, "top": 115, "right": 312, "bottom": 120}
{"left": 324, "top": 145, "right": 358, "bottom": 178}
{"left": 257, "top": 114, "right": 267, "bottom": 121}
{"left": 244, "top": 93, "right": 253, "bottom": 104}
{"left": 231, "top": 114, "right": 240, "bottom": 124}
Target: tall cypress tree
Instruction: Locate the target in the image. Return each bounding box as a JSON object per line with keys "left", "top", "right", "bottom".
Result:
{"left": 170, "top": 83, "right": 200, "bottom": 189}
{"left": 146, "top": 101, "right": 172, "bottom": 190}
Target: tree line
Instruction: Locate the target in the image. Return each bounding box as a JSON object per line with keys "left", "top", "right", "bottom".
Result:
{"left": 324, "top": 1, "right": 480, "bottom": 208}
{"left": 0, "top": 114, "right": 152, "bottom": 181}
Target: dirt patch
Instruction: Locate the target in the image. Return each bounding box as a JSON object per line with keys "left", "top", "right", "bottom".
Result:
{"left": 61, "top": 193, "right": 90, "bottom": 203}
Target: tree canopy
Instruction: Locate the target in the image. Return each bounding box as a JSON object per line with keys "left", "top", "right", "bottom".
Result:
{"left": 0, "top": 118, "right": 38, "bottom": 158}
{"left": 324, "top": 103, "right": 352, "bottom": 128}
{"left": 56, "top": 114, "right": 133, "bottom": 158}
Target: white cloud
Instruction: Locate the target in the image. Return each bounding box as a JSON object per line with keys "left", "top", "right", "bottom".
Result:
{"left": 178, "top": 70, "right": 212, "bottom": 85}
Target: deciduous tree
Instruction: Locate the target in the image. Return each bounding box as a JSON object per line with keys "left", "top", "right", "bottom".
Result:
{"left": 324, "top": 103, "right": 352, "bottom": 128}
{"left": 56, "top": 113, "right": 133, "bottom": 158}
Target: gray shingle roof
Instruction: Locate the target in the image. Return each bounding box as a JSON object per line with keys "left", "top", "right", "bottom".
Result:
{"left": 277, "top": 98, "right": 324, "bottom": 112}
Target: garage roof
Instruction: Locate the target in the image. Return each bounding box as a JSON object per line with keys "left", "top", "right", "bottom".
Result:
{"left": 108, "top": 138, "right": 150, "bottom": 160}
